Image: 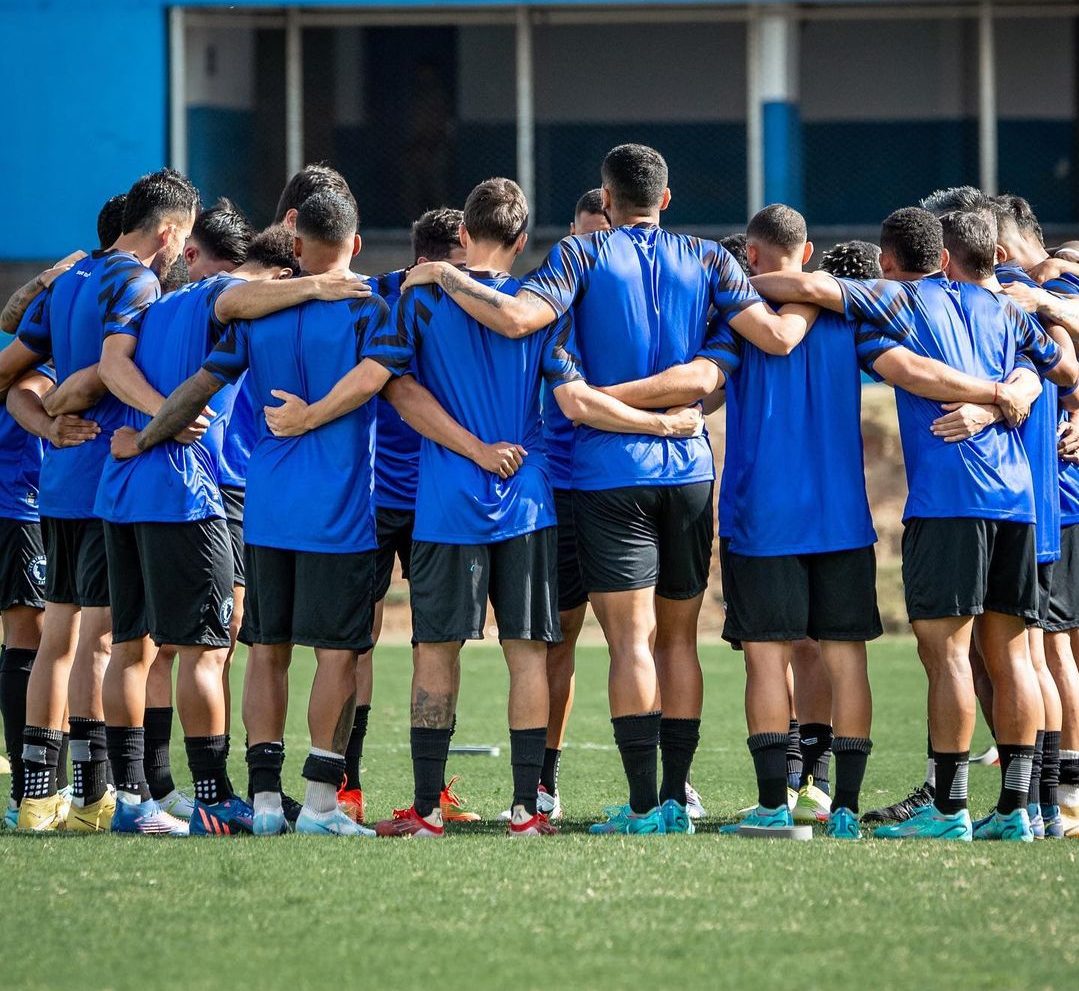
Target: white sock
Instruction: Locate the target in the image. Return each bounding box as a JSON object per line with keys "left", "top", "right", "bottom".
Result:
{"left": 1059, "top": 783, "right": 1079, "bottom": 807}
{"left": 304, "top": 748, "right": 343, "bottom": 814}
{"left": 117, "top": 790, "right": 143, "bottom": 806}
{"left": 254, "top": 791, "right": 283, "bottom": 817}
{"left": 925, "top": 758, "right": 936, "bottom": 789}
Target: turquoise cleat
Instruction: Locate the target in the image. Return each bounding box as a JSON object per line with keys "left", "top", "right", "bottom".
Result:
{"left": 589, "top": 804, "right": 666, "bottom": 835}
{"left": 875, "top": 806, "right": 972, "bottom": 841}
{"left": 973, "top": 808, "right": 1033, "bottom": 842}
{"left": 1027, "top": 803, "right": 1045, "bottom": 839}
{"left": 1041, "top": 804, "right": 1064, "bottom": 839}
{"left": 826, "top": 807, "right": 861, "bottom": 839}
{"left": 660, "top": 798, "right": 695, "bottom": 834}
{"left": 719, "top": 804, "right": 794, "bottom": 835}
{"left": 253, "top": 808, "right": 290, "bottom": 836}
{"left": 295, "top": 806, "right": 375, "bottom": 836}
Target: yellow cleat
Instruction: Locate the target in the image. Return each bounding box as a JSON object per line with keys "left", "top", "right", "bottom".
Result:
{"left": 66, "top": 789, "right": 116, "bottom": 833}
{"left": 793, "top": 775, "right": 832, "bottom": 824}
{"left": 439, "top": 774, "right": 481, "bottom": 823}
{"left": 0, "top": 755, "right": 10, "bottom": 774}
{"left": 17, "top": 794, "right": 67, "bottom": 832}
{"left": 1060, "top": 804, "right": 1079, "bottom": 838}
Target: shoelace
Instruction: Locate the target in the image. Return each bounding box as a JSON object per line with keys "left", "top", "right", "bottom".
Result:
{"left": 442, "top": 775, "right": 468, "bottom": 808}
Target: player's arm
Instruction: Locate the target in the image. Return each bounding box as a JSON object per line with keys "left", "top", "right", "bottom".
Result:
{"left": 598, "top": 357, "right": 725, "bottom": 410}
{"left": 6, "top": 370, "right": 100, "bottom": 449}
{"left": 43, "top": 364, "right": 108, "bottom": 415}
{"left": 114, "top": 369, "right": 226, "bottom": 459}
{"left": 383, "top": 374, "right": 527, "bottom": 480}
{"left": 929, "top": 368, "right": 1042, "bottom": 442}
{"left": 701, "top": 387, "right": 726, "bottom": 415}
{"left": 727, "top": 302, "right": 816, "bottom": 357}
{"left": 99, "top": 334, "right": 168, "bottom": 417}
{"left": 1028, "top": 256, "right": 1079, "bottom": 286}
{"left": 213, "top": 269, "right": 370, "bottom": 323}
{"left": 552, "top": 380, "right": 702, "bottom": 437}
{"left": 0, "top": 337, "right": 45, "bottom": 400}
{"left": 0, "top": 250, "right": 86, "bottom": 333}
{"left": 1001, "top": 282, "right": 1079, "bottom": 344}
{"left": 750, "top": 271, "right": 845, "bottom": 313}
{"left": 264, "top": 359, "right": 391, "bottom": 437}
{"left": 871, "top": 349, "right": 1005, "bottom": 405}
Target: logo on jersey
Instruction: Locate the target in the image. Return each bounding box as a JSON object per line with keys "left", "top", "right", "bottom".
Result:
{"left": 219, "top": 595, "right": 235, "bottom": 628}
{"left": 28, "top": 555, "right": 47, "bottom": 588}
{"left": 25, "top": 490, "right": 38, "bottom": 509}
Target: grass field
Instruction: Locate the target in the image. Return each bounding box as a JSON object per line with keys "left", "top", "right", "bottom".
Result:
{"left": 2, "top": 635, "right": 1076, "bottom": 991}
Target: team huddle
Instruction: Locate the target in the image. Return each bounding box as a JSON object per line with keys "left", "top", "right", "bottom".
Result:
{"left": 2, "top": 142, "right": 1079, "bottom": 842}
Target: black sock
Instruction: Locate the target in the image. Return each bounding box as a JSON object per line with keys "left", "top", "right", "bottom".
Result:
{"left": 21, "top": 725, "right": 62, "bottom": 799}
{"left": 144, "top": 707, "right": 176, "bottom": 801}
{"left": 412, "top": 727, "right": 451, "bottom": 817}
{"left": 510, "top": 727, "right": 547, "bottom": 815}
{"left": 798, "top": 722, "right": 833, "bottom": 790}
{"left": 301, "top": 749, "right": 345, "bottom": 786}
{"left": 57, "top": 733, "right": 69, "bottom": 792}
{"left": 997, "top": 744, "right": 1035, "bottom": 815}
{"left": 812, "top": 747, "right": 833, "bottom": 795}
{"left": 185, "top": 735, "right": 230, "bottom": 806}
{"left": 786, "top": 719, "right": 802, "bottom": 789}
{"left": 748, "top": 732, "right": 789, "bottom": 810}
{"left": 1028, "top": 730, "right": 1045, "bottom": 808}
{"left": 540, "top": 747, "right": 561, "bottom": 795}
{"left": 659, "top": 717, "right": 700, "bottom": 806}
{"left": 105, "top": 726, "right": 150, "bottom": 801}
{"left": 612, "top": 711, "right": 661, "bottom": 814}
{"left": 1061, "top": 749, "right": 1079, "bottom": 788}
{"left": 832, "top": 737, "right": 872, "bottom": 814}
{"left": 247, "top": 741, "right": 285, "bottom": 796}
{"left": 1041, "top": 730, "right": 1061, "bottom": 808}
{"left": 69, "top": 717, "right": 108, "bottom": 805}
{"left": 934, "top": 752, "right": 969, "bottom": 814}
{"left": 0, "top": 646, "right": 35, "bottom": 803}
{"left": 344, "top": 704, "right": 370, "bottom": 791}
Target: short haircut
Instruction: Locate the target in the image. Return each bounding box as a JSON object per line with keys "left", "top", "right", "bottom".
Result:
{"left": 122, "top": 168, "right": 200, "bottom": 234}
{"left": 97, "top": 194, "right": 127, "bottom": 250}
{"left": 191, "top": 198, "right": 253, "bottom": 266}
{"left": 940, "top": 211, "right": 997, "bottom": 280}
{"left": 411, "top": 207, "right": 464, "bottom": 263}
{"left": 919, "top": 186, "right": 992, "bottom": 217}
{"left": 574, "top": 188, "right": 605, "bottom": 220}
{"left": 601, "top": 144, "right": 668, "bottom": 211}
{"left": 746, "top": 203, "right": 807, "bottom": 250}
{"left": 274, "top": 164, "right": 357, "bottom": 224}
{"left": 462, "top": 178, "right": 529, "bottom": 247}
{"left": 296, "top": 191, "right": 358, "bottom": 246}
{"left": 819, "top": 240, "right": 882, "bottom": 280}
{"left": 994, "top": 193, "right": 1045, "bottom": 247}
{"left": 879, "top": 207, "right": 944, "bottom": 275}
{"left": 719, "top": 233, "right": 750, "bottom": 276}
{"left": 246, "top": 224, "right": 301, "bottom": 275}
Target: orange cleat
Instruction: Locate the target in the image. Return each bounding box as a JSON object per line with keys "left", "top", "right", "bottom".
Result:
{"left": 440, "top": 774, "right": 481, "bottom": 822}
{"left": 374, "top": 805, "right": 443, "bottom": 838}
{"left": 337, "top": 786, "right": 365, "bottom": 823}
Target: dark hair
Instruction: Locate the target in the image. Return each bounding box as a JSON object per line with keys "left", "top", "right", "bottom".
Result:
{"left": 295, "top": 191, "right": 358, "bottom": 246}
{"left": 746, "top": 203, "right": 807, "bottom": 250}
{"left": 246, "top": 224, "right": 301, "bottom": 275}
{"left": 819, "top": 240, "right": 882, "bottom": 279}
{"left": 191, "top": 198, "right": 253, "bottom": 266}
{"left": 274, "top": 163, "right": 357, "bottom": 224}
{"left": 158, "top": 255, "right": 190, "bottom": 294}
{"left": 994, "top": 193, "right": 1044, "bottom": 247}
{"left": 940, "top": 211, "right": 997, "bottom": 280}
{"left": 97, "top": 194, "right": 127, "bottom": 250}
{"left": 122, "top": 168, "right": 200, "bottom": 234}
{"left": 719, "top": 233, "right": 750, "bottom": 276}
{"left": 919, "top": 186, "right": 991, "bottom": 217}
{"left": 601, "top": 144, "right": 668, "bottom": 211}
{"left": 574, "top": 188, "right": 605, "bottom": 220}
{"left": 879, "top": 207, "right": 944, "bottom": 275}
{"left": 462, "top": 178, "right": 529, "bottom": 247}
{"left": 411, "top": 207, "right": 463, "bottom": 263}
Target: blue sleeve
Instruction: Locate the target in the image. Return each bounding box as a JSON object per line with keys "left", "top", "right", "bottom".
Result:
{"left": 696, "top": 315, "right": 742, "bottom": 378}
{"left": 1011, "top": 304, "right": 1062, "bottom": 378}
{"left": 15, "top": 289, "right": 52, "bottom": 358}
{"left": 205, "top": 277, "right": 240, "bottom": 344}
{"left": 836, "top": 278, "right": 917, "bottom": 342}
{"left": 362, "top": 289, "right": 418, "bottom": 377}
{"left": 354, "top": 296, "right": 393, "bottom": 364}
{"left": 541, "top": 312, "right": 584, "bottom": 388}
{"left": 521, "top": 236, "right": 597, "bottom": 316}
{"left": 853, "top": 320, "right": 903, "bottom": 378}
{"left": 101, "top": 259, "right": 160, "bottom": 339}
{"left": 203, "top": 321, "right": 251, "bottom": 384}
{"left": 708, "top": 245, "right": 763, "bottom": 321}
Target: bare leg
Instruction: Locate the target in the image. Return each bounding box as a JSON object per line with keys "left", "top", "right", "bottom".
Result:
{"left": 67, "top": 606, "right": 112, "bottom": 721}
{"left": 102, "top": 637, "right": 156, "bottom": 727}
{"left": 145, "top": 647, "right": 175, "bottom": 710}
{"left": 590, "top": 589, "right": 658, "bottom": 717}
{"left": 974, "top": 613, "right": 1039, "bottom": 747}
{"left": 242, "top": 643, "right": 292, "bottom": 745}
{"left": 819, "top": 640, "right": 872, "bottom": 740}
{"left": 792, "top": 639, "right": 831, "bottom": 725}
{"left": 546, "top": 603, "right": 584, "bottom": 750}
{"left": 743, "top": 641, "right": 794, "bottom": 736}
{"left": 25, "top": 603, "right": 80, "bottom": 730}
{"left": 176, "top": 646, "right": 230, "bottom": 737}
{"left": 654, "top": 593, "right": 704, "bottom": 719}
{"left": 1047, "top": 632, "right": 1079, "bottom": 751}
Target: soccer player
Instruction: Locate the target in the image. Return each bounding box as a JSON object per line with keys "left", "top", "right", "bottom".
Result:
{"left": 753, "top": 207, "right": 1077, "bottom": 841}
{"left": 274, "top": 163, "right": 356, "bottom": 228}
{"left": 0, "top": 168, "right": 198, "bottom": 831}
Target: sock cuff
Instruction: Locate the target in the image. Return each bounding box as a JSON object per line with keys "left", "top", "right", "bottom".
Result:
{"left": 1043, "top": 730, "right": 1062, "bottom": 745}
{"left": 509, "top": 726, "right": 548, "bottom": 739}
{"left": 246, "top": 741, "right": 285, "bottom": 768}
{"left": 660, "top": 718, "right": 701, "bottom": 743}
{"left": 69, "top": 716, "right": 106, "bottom": 734}
{"left": 1060, "top": 749, "right": 1079, "bottom": 761}
{"left": 411, "top": 726, "right": 452, "bottom": 761}
{"left": 832, "top": 736, "right": 873, "bottom": 755}
{"left": 997, "top": 743, "right": 1036, "bottom": 758}
{"left": 1, "top": 646, "right": 36, "bottom": 671}
{"left": 612, "top": 712, "right": 661, "bottom": 747}
{"left": 302, "top": 749, "right": 345, "bottom": 785}
{"left": 748, "top": 732, "right": 788, "bottom": 753}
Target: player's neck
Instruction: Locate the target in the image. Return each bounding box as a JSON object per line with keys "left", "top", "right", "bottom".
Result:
{"left": 607, "top": 208, "right": 660, "bottom": 228}
{"left": 111, "top": 231, "right": 160, "bottom": 268}
{"left": 464, "top": 244, "right": 515, "bottom": 275}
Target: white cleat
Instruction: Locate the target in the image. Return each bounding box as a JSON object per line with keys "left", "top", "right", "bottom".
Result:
{"left": 685, "top": 783, "right": 708, "bottom": 820}
{"left": 536, "top": 785, "right": 562, "bottom": 821}
{"left": 157, "top": 788, "right": 196, "bottom": 820}
{"left": 296, "top": 805, "right": 376, "bottom": 836}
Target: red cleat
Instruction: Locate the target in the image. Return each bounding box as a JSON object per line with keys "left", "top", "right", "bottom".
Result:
{"left": 374, "top": 805, "right": 444, "bottom": 838}
{"left": 509, "top": 810, "right": 558, "bottom": 837}
{"left": 337, "top": 786, "right": 365, "bottom": 823}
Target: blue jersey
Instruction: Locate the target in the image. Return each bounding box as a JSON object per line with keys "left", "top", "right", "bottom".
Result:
{"left": 704, "top": 311, "right": 878, "bottom": 556}
{"left": 838, "top": 274, "right": 1061, "bottom": 523}
{"left": 541, "top": 381, "right": 575, "bottom": 491}
{"left": 1019, "top": 382, "right": 1062, "bottom": 563}
{"left": 1061, "top": 405, "right": 1079, "bottom": 526}
{"left": 95, "top": 274, "right": 241, "bottom": 524}
{"left": 203, "top": 294, "right": 389, "bottom": 554}
{"left": 16, "top": 251, "right": 159, "bottom": 518}
{"left": 0, "top": 333, "right": 52, "bottom": 522}
{"left": 996, "top": 261, "right": 1079, "bottom": 298}
{"left": 522, "top": 224, "right": 761, "bottom": 491}
{"left": 364, "top": 272, "right": 582, "bottom": 545}
{"left": 216, "top": 375, "right": 255, "bottom": 490}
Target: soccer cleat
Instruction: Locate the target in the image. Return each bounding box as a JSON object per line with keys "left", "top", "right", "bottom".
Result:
{"left": 685, "top": 783, "right": 708, "bottom": 820}
{"left": 2, "top": 800, "right": 17, "bottom": 831}
{"left": 589, "top": 804, "right": 666, "bottom": 835}
{"left": 374, "top": 805, "right": 444, "bottom": 838}
{"left": 1041, "top": 804, "right": 1064, "bottom": 839}
{"left": 67, "top": 790, "right": 118, "bottom": 833}
{"left": 17, "top": 793, "right": 67, "bottom": 832}
{"left": 971, "top": 745, "right": 1000, "bottom": 766}
{"left": 874, "top": 806, "right": 972, "bottom": 841}
{"left": 973, "top": 808, "right": 1034, "bottom": 842}
{"left": 190, "top": 797, "right": 254, "bottom": 836}
{"left": 157, "top": 789, "right": 195, "bottom": 821}
{"left": 508, "top": 807, "right": 557, "bottom": 837}
{"left": 111, "top": 797, "right": 188, "bottom": 836}
{"left": 253, "top": 808, "right": 290, "bottom": 836}
{"left": 439, "top": 775, "right": 480, "bottom": 822}
{"left": 536, "top": 784, "right": 562, "bottom": 821}
{"left": 860, "top": 782, "right": 934, "bottom": 824}
{"left": 737, "top": 787, "right": 797, "bottom": 817}
{"left": 57, "top": 785, "right": 72, "bottom": 824}
{"left": 337, "top": 786, "right": 365, "bottom": 824}
{"left": 826, "top": 807, "right": 861, "bottom": 840}
{"left": 720, "top": 804, "right": 797, "bottom": 835}
{"left": 1028, "top": 803, "right": 1045, "bottom": 840}
{"left": 296, "top": 805, "right": 376, "bottom": 836}
{"left": 793, "top": 775, "right": 832, "bottom": 824}
{"left": 660, "top": 798, "right": 695, "bottom": 834}
{"left": 1059, "top": 804, "right": 1079, "bottom": 837}
{"left": 0, "top": 755, "right": 9, "bottom": 774}
{"left": 282, "top": 793, "right": 303, "bottom": 827}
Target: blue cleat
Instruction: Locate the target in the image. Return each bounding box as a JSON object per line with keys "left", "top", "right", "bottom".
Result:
{"left": 826, "top": 807, "right": 861, "bottom": 839}
{"left": 589, "top": 804, "right": 666, "bottom": 835}
{"left": 1027, "top": 803, "right": 1045, "bottom": 839}
{"left": 875, "top": 806, "right": 972, "bottom": 841}
{"left": 111, "top": 797, "right": 188, "bottom": 836}
{"left": 660, "top": 798, "right": 695, "bottom": 834}
{"left": 719, "top": 804, "right": 795, "bottom": 835}
{"left": 253, "top": 808, "right": 290, "bottom": 836}
{"left": 190, "top": 797, "right": 254, "bottom": 836}
{"left": 1041, "top": 804, "right": 1064, "bottom": 839}
{"left": 295, "top": 806, "right": 375, "bottom": 836}
{"left": 973, "top": 808, "right": 1033, "bottom": 842}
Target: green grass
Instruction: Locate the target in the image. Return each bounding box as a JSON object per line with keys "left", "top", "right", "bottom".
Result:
{"left": 2, "top": 636, "right": 1076, "bottom": 991}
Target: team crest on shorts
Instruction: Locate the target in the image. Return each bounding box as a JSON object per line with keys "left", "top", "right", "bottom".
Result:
{"left": 27, "top": 554, "right": 47, "bottom": 587}
{"left": 220, "top": 595, "right": 235, "bottom": 628}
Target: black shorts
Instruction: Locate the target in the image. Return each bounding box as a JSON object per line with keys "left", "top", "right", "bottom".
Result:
{"left": 221, "top": 486, "right": 246, "bottom": 588}
{"left": 1046, "top": 524, "right": 1079, "bottom": 632}
{"left": 0, "top": 519, "right": 46, "bottom": 610}
{"left": 240, "top": 544, "right": 376, "bottom": 651}
{"left": 554, "top": 489, "right": 587, "bottom": 613}
{"left": 722, "top": 544, "right": 882, "bottom": 644}
{"left": 374, "top": 507, "right": 415, "bottom": 602}
{"left": 105, "top": 519, "right": 234, "bottom": 647}
{"left": 572, "top": 481, "right": 714, "bottom": 599}
{"left": 410, "top": 528, "right": 560, "bottom": 644}
{"left": 718, "top": 536, "right": 741, "bottom": 649}
{"left": 41, "top": 516, "right": 109, "bottom": 608}
{"left": 1031, "top": 560, "right": 1057, "bottom": 629}
{"left": 902, "top": 517, "right": 1038, "bottom": 622}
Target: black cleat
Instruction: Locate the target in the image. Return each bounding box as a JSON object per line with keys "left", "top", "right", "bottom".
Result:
{"left": 860, "top": 782, "right": 935, "bottom": 824}
{"left": 282, "top": 793, "right": 303, "bottom": 826}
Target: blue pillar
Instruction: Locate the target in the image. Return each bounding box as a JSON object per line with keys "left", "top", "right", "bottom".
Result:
{"left": 758, "top": 13, "right": 803, "bottom": 213}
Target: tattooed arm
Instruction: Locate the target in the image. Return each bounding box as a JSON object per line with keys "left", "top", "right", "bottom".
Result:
{"left": 0, "top": 250, "right": 86, "bottom": 333}
{"left": 130, "top": 370, "right": 224, "bottom": 455}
